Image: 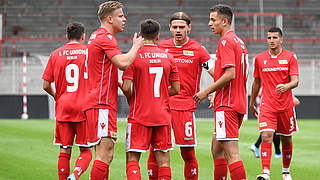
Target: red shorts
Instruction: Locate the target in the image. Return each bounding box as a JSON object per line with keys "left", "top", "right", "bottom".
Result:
{"left": 214, "top": 110, "right": 244, "bottom": 140}
{"left": 54, "top": 120, "right": 90, "bottom": 148}
{"left": 85, "top": 108, "right": 118, "bottom": 146}
{"left": 258, "top": 107, "right": 298, "bottom": 136}
{"left": 125, "top": 122, "right": 172, "bottom": 152}
{"left": 171, "top": 110, "right": 197, "bottom": 147}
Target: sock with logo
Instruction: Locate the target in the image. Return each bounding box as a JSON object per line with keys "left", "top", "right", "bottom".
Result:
{"left": 228, "top": 160, "right": 246, "bottom": 180}
{"left": 261, "top": 142, "right": 272, "bottom": 174}
{"left": 214, "top": 158, "right": 228, "bottom": 180}
{"left": 126, "top": 161, "right": 141, "bottom": 180}
{"left": 58, "top": 152, "right": 71, "bottom": 180}
{"left": 181, "top": 148, "right": 198, "bottom": 180}
{"left": 147, "top": 148, "right": 158, "bottom": 180}
{"left": 158, "top": 166, "right": 171, "bottom": 180}
{"left": 90, "top": 160, "right": 109, "bottom": 180}
{"left": 282, "top": 142, "right": 293, "bottom": 171}
{"left": 72, "top": 150, "right": 92, "bottom": 179}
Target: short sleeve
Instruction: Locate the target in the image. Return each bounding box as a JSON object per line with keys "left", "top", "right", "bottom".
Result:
{"left": 42, "top": 55, "right": 54, "bottom": 82}
{"left": 289, "top": 53, "right": 299, "bottom": 76}
{"left": 122, "top": 63, "right": 134, "bottom": 80}
{"left": 219, "top": 39, "right": 235, "bottom": 69}
{"left": 253, "top": 56, "right": 260, "bottom": 78}
{"left": 101, "top": 35, "right": 122, "bottom": 60}
{"left": 169, "top": 56, "right": 180, "bottom": 82}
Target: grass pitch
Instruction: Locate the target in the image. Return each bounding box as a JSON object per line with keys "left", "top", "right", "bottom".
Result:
{"left": 0, "top": 119, "right": 319, "bottom": 180}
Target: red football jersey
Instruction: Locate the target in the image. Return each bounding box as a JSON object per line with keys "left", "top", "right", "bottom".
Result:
{"left": 85, "top": 27, "right": 122, "bottom": 111}
{"left": 158, "top": 38, "right": 211, "bottom": 111}
{"left": 122, "top": 45, "right": 180, "bottom": 126}
{"left": 254, "top": 49, "right": 299, "bottom": 112}
{"left": 42, "top": 42, "right": 88, "bottom": 122}
{"left": 214, "top": 30, "right": 248, "bottom": 114}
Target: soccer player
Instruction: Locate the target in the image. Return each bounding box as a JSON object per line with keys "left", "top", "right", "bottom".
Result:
{"left": 193, "top": 5, "right": 248, "bottom": 180}
{"left": 42, "top": 22, "right": 92, "bottom": 180}
{"left": 146, "top": 12, "right": 214, "bottom": 180}
{"left": 84, "top": 1, "right": 144, "bottom": 180}
{"left": 119, "top": 18, "right": 180, "bottom": 180}
{"left": 249, "top": 27, "right": 299, "bottom": 180}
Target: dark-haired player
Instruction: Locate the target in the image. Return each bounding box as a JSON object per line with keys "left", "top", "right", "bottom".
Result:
{"left": 147, "top": 12, "right": 214, "bottom": 180}
{"left": 250, "top": 27, "right": 299, "bottom": 180}
{"left": 42, "top": 22, "right": 92, "bottom": 180}
{"left": 120, "top": 18, "right": 180, "bottom": 180}
{"left": 194, "top": 5, "right": 248, "bottom": 180}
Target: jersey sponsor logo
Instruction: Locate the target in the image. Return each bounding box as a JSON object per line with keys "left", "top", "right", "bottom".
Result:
{"left": 259, "top": 122, "right": 267, "bottom": 127}
{"left": 221, "top": 40, "right": 226, "bottom": 46}
{"left": 278, "top": 60, "right": 288, "bottom": 64}
{"left": 183, "top": 50, "right": 194, "bottom": 56}
{"left": 174, "top": 58, "right": 193, "bottom": 64}
{"left": 262, "top": 67, "right": 288, "bottom": 72}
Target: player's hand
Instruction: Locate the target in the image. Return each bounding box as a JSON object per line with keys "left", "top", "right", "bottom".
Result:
{"left": 249, "top": 104, "right": 258, "bottom": 118}
{"left": 208, "top": 92, "right": 215, "bottom": 109}
{"left": 132, "top": 32, "right": 144, "bottom": 49}
{"left": 193, "top": 90, "right": 208, "bottom": 104}
{"left": 276, "top": 84, "right": 289, "bottom": 94}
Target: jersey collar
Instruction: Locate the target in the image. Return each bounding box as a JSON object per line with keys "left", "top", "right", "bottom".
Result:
{"left": 173, "top": 37, "right": 189, "bottom": 48}
{"left": 67, "top": 42, "right": 80, "bottom": 45}
{"left": 268, "top": 48, "right": 283, "bottom": 58}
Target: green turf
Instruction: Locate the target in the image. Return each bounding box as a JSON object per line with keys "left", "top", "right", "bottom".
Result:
{"left": 0, "top": 119, "right": 319, "bottom": 179}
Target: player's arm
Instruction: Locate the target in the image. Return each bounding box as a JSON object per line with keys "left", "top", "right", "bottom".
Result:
{"left": 293, "top": 95, "right": 300, "bottom": 106}
{"left": 249, "top": 78, "right": 261, "bottom": 118}
{"left": 43, "top": 80, "right": 56, "bottom": 100}
{"left": 111, "top": 33, "right": 144, "bottom": 71}
{"left": 193, "top": 67, "right": 235, "bottom": 103}
{"left": 169, "top": 81, "right": 180, "bottom": 96}
{"left": 119, "top": 79, "right": 132, "bottom": 104}
{"left": 275, "top": 75, "right": 299, "bottom": 94}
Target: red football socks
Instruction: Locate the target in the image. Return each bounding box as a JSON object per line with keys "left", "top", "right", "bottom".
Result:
{"left": 282, "top": 142, "right": 293, "bottom": 171}
{"left": 158, "top": 166, "right": 171, "bottom": 180}
{"left": 90, "top": 160, "right": 109, "bottom": 180}
{"left": 181, "top": 148, "right": 198, "bottom": 180}
{"left": 214, "top": 158, "right": 228, "bottom": 180}
{"left": 228, "top": 160, "right": 246, "bottom": 180}
{"left": 126, "top": 161, "right": 141, "bottom": 180}
{"left": 147, "top": 148, "right": 158, "bottom": 180}
{"left": 58, "top": 152, "right": 71, "bottom": 180}
{"left": 261, "top": 142, "right": 272, "bottom": 174}
{"left": 73, "top": 150, "right": 92, "bottom": 179}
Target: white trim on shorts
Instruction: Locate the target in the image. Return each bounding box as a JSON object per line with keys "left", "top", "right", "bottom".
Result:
{"left": 259, "top": 129, "right": 276, "bottom": 133}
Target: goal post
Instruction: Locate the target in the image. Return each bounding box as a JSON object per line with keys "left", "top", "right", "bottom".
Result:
{"left": 234, "top": 12, "right": 283, "bottom": 39}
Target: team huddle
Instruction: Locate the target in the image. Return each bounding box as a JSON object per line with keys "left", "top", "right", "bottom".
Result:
{"left": 42, "top": 1, "right": 299, "bottom": 180}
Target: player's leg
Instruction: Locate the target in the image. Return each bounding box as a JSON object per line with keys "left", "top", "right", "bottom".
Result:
{"left": 147, "top": 147, "right": 158, "bottom": 180}
{"left": 126, "top": 122, "right": 151, "bottom": 180}
{"left": 86, "top": 108, "right": 117, "bottom": 180}
{"left": 171, "top": 110, "right": 198, "bottom": 180}
{"left": 211, "top": 135, "right": 228, "bottom": 180}
{"left": 180, "top": 147, "right": 198, "bottom": 180}
{"left": 55, "top": 121, "right": 74, "bottom": 180}
{"left": 152, "top": 125, "right": 172, "bottom": 180}
{"left": 126, "top": 152, "right": 142, "bottom": 180}
{"left": 273, "top": 134, "right": 282, "bottom": 158}
{"left": 214, "top": 111, "right": 246, "bottom": 180}
{"left": 277, "top": 108, "right": 297, "bottom": 180}
{"left": 59, "top": 147, "right": 72, "bottom": 180}
{"left": 257, "top": 110, "right": 277, "bottom": 179}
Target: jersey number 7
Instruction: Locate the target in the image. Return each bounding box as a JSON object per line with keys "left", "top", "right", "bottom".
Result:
{"left": 149, "top": 67, "right": 163, "bottom": 98}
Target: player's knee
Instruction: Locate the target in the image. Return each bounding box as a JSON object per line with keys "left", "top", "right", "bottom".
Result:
{"left": 261, "top": 132, "right": 273, "bottom": 142}
{"left": 180, "top": 147, "right": 196, "bottom": 161}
